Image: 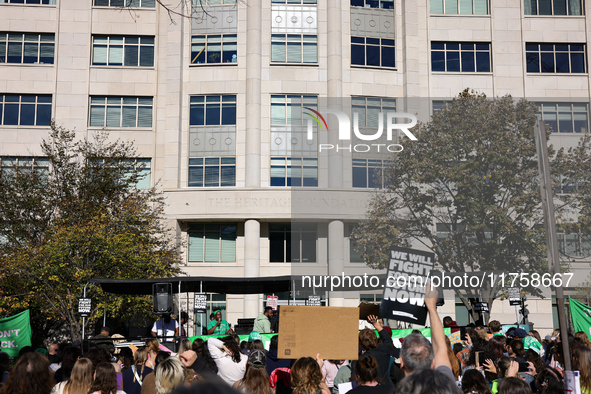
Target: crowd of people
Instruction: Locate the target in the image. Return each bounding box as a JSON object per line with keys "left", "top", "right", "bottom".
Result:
{"left": 0, "top": 285, "right": 589, "bottom": 394}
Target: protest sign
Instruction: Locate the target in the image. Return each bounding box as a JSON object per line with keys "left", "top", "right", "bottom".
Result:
{"left": 508, "top": 287, "right": 521, "bottom": 306}
{"left": 194, "top": 294, "right": 207, "bottom": 314}
{"left": 278, "top": 305, "right": 358, "bottom": 360}
{"left": 307, "top": 295, "right": 321, "bottom": 306}
{"left": 78, "top": 298, "right": 92, "bottom": 317}
{"left": 0, "top": 310, "right": 32, "bottom": 357}
{"left": 266, "top": 295, "right": 278, "bottom": 310}
{"left": 380, "top": 246, "right": 434, "bottom": 325}
{"left": 473, "top": 302, "right": 489, "bottom": 313}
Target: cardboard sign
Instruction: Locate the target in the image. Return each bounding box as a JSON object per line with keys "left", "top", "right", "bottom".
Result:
{"left": 266, "top": 296, "right": 279, "bottom": 310}
{"left": 194, "top": 294, "right": 207, "bottom": 314}
{"left": 473, "top": 302, "right": 489, "bottom": 313}
{"left": 380, "top": 246, "right": 434, "bottom": 325}
{"left": 78, "top": 298, "right": 92, "bottom": 317}
{"left": 508, "top": 287, "right": 521, "bottom": 306}
{"left": 358, "top": 302, "right": 380, "bottom": 321}
{"left": 307, "top": 295, "right": 321, "bottom": 306}
{"left": 278, "top": 306, "right": 358, "bottom": 360}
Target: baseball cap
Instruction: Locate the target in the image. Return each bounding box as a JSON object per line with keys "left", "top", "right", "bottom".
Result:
{"left": 248, "top": 349, "right": 266, "bottom": 368}
{"left": 523, "top": 336, "right": 542, "bottom": 354}
{"left": 249, "top": 331, "right": 263, "bottom": 342}
{"left": 514, "top": 328, "right": 528, "bottom": 338}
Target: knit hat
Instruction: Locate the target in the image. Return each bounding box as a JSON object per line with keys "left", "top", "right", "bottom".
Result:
{"left": 523, "top": 336, "right": 542, "bottom": 354}
{"left": 249, "top": 331, "right": 263, "bottom": 342}
{"left": 248, "top": 349, "right": 266, "bottom": 368}
{"left": 513, "top": 328, "right": 528, "bottom": 338}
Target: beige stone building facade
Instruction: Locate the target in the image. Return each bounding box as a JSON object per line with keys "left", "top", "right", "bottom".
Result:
{"left": 1, "top": 0, "right": 590, "bottom": 336}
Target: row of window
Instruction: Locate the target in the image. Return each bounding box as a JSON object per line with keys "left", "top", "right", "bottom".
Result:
{"left": 4, "top": 33, "right": 588, "bottom": 74}
{"left": 2, "top": 0, "right": 585, "bottom": 16}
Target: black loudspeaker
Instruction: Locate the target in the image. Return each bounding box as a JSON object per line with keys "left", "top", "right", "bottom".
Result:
{"left": 153, "top": 283, "right": 172, "bottom": 314}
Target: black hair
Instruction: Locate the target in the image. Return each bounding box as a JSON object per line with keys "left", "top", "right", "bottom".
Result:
{"left": 461, "top": 369, "right": 491, "bottom": 394}
{"left": 397, "top": 368, "right": 462, "bottom": 394}
{"left": 498, "top": 377, "right": 533, "bottom": 394}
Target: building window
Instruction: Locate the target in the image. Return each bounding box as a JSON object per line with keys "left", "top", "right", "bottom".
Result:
{"left": 271, "top": 34, "right": 317, "bottom": 64}
{"left": 89, "top": 97, "right": 153, "bottom": 128}
{"left": 431, "top": 42, "right": 491, "bottom": 72}
{"left": 94, "top": 0, "right": 156, "bottom": 7}
{"left": 269, "top": 223, "right": 317, "bottom": 263}
{"left": 271, "top": 95, "right": 317, "bottom": 125}
{"left": 0, "top": 33, "right": 54, "bottom": 64}
{"left": 272, "top": 0, "right": 316, "bottom": 3}
{"left": 351, "top": 96, "right": 396, "bottom": 129}
{"left": 350, "top": 0, "right": 393, "bottom": 9}
{"left": 123, "top": 158, "right": 151, "bottom": 189}
{"left": 557, "top": 232, "right": 591, "bottom": 257}
{"left": 0, "top": 0, "right": 56, "bottom": 4}
{"left": 191, "top": 0, "right": 236, "bottom": 5}
{"left": 352, "top": 159, "right": 388, "bottom": 188}
{"left": 0, "top": 157, "right": 49, "bottom": 176}
{"left": 188, "top": 223, "right": 236, "bottom": 262}
{"left": 536, "top": 103, "right": 588, "bottom": 133}
{"left": 188, "top": 157, "right": 235, "bottom": 187}
{"left": 190, "top": 95, "right": 236, "bottom": 126}
{"left": 351, "top": 37, "right": 395, "bottom": 68}
{"left": 524, "top": 0, "right": 582, "bottom": 15}
{"left": 430, "top": 0, "right": 488, "bottom": 14}
{"left": 0, "top": 94, "right": 52, "bottom": 126}
{"left": 191, "top": 35, "right": 237, "bottom": 64}
{"left": 526, "top": 43, "right": 585, "bottom": 74}
{"left": 270, "top": 157, "right": 318, "bottom": 187}
{"left": 92, "top": 36, "right": 154, "bottom": 67}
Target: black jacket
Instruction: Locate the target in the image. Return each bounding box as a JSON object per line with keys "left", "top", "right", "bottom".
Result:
{"left": 354, "top": 329, "right": 398, "bottom": 392}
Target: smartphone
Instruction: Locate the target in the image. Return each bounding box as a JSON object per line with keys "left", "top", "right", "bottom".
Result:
{"left": 518, "top": 362, "right": 529, "bottom": 372}
{"left": 475, "top": 351, "right": 484, "bottom": 366}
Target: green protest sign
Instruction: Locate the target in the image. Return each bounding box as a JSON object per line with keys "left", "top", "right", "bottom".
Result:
{"left": 570, "top": 298, "right": 591, "bottom": 341}
{"left": 0, "top": 310, "right": 32, "bottom": 357}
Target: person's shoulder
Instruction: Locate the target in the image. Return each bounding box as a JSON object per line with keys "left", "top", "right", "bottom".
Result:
{"left": 435, "top": 365, "right": 456, "bottom": 384}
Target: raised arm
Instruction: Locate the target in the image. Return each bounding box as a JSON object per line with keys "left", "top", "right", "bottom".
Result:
{"left": 207, "top": 337, "right": 226, "bottom": 359}
{"left": 425, "top": 282, "right": 451, "bottom": 370}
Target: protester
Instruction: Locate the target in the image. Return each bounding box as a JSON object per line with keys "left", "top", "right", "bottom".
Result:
{"left": 575, "top": 332, "right": 591, "bottom": 348}
{"left": 444, "top": 336, "right": 460, "bottom": 381}
{"left": 488, "top": 335, "right": 506, "bottom": 361}
{"left": 460, "top": 369, "right": 491, "bottom": 394}
{"left": 534, "top": 366, "right": 563, "bottom": 394}
{"left": 357, "top": 314, "right": 396, "bottom": 392}
{"left": 488, "top": 321, "right": 502, "bottom": 337}
{"left": 396, "top": 368, "right": 462, "bottom": 394}
{"left": 207, "top": 311, "right": 231, "bottom": 335}
{"left": 347, "top": 355, "right": 390, "bottom": 394}
{"left": 496, "top": 377, "right": 532, "bottom": 394}
{"left": 118, "top": 348, "right": 135, "bottom": 373}
{"left": 178, "top": 350, "right": 215, "bottom": 380}
{"left": 0, "top": 352, "right": 54, "bottom": 394}
{"left": 179, "top": 312, "right": 189, "bottom": 337}
{"left": 177, "top": 339, "right": 193, "bottom": 358}
{"left": 572, "top": 345, "right": 591, "bottom": 394}
{"left": 89, "top": 362, "right": 126, "bottom": 394}
{"left": 122, "top": 348, "right": 152, "bottom": 394}
{"left": 48, "top": 344, "right": 60, "bottom": 364}
{"left": 86, "top": 348, "right": 109, "bottom": 374}
{"left": 253, "top": 307, "right": 274, "bottom": 334}
{"left": 207, "top": 336, "right": 247, "bottom": 385}
{"left": 232, "top": 349, "right": 271, "bottom": 394}
{"left": 93, "top": 327, "right": 116, "bottom": 358}
{"left": 151, "top": 315, "right": 179, "bottom": 341}
{"left": 51, "top": 358, "right": 93, "bottom": 394}
{"left": 443, "top": 317, "right": 460, "bottom": 334}
{"left": 54, "top": 346, "right": 82, "bottom": 383}
{"left": 146, "top": 339, "right": 161, "bottom": 370}
{"left": 154, "top": 358, "right": 186, "bottom": 394}
{"left": 0, "top": 352, "right": 10, "bottom": 384}
{"left": 290, "top": 356, "right": 330, "bottom": 394}
{"left": 321, "top": 359, "right": 348, "bottom": 391}
{"left": 141, "top": 352, "right": 170, "bottom": 394}
{"left": 266, "top": 335, "right": 291, "bottom": 377}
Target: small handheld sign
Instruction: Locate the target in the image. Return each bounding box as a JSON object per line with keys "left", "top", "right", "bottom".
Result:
{"left": 266, "top": 295, "right": 279, "bottom": 310}
{"left": 78, "top": 298, "right": 92, "bottom": 318}
{"left": 473, "top": 302, "right": 490, "bottom": 314}
{"left": 508, "top": 287, "right": 521, "bottom": 306}
{"left": 307, "top": 295, "right": 321, "bottom": 306}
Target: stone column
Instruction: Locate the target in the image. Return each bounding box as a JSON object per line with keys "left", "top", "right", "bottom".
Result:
{"left": 245, "top": 0, "right": 262, "bottom": 188}
{"left": 328, "top": 220, "right": 345, "bottom": 306}
{"left": 327, "top": 0, "right": 343, "bottom": 189}
{"left": 244, "top": 220, "right": 261, "bottom": 317}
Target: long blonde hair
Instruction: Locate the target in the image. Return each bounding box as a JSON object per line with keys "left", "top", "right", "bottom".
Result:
{"left": 63, "top": 358, "right": 93, "bottom": 394}
{"left": 133, "top": 348, "right": 149, "bottom": 383}
{"left": 155, "top": 358, "right": 186, "bottom": 394}
{"left": 291, "top": 357, "right": 324, "bottom": 394}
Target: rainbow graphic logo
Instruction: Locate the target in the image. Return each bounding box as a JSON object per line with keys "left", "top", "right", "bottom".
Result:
{"left": 303, "top": 107, "right": 328, "bottom": 132}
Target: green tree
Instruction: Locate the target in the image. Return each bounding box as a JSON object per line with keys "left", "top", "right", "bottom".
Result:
{"left": 351, "top": 90, "right": 550, "bottom": 323}
{"left": 0, "top": 123, "right": 183, "bottom": 341}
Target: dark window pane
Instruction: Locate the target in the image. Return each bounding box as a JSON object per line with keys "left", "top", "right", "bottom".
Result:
{"left": 7, "top": 42, "right": 22, "bottom": 63}
{"left": 431, "top": 42, "right": 444, "bottom": 50}
{"left": 188, "top": 166, "right": 203, "bottom": 187}
{"left": 461, "top": 44, "right": 474, "bottom": 50}
{"left": 555, "top": 52, "right": 570, "bottom": 73}
{"left": 4, "top": 103, "right": 19, "bottom": 125}
{"left": 570, "top": 45, "right": 584, "bottom": 52}
{"left": 220, "top": 166, "right": 235, "bottom": 186}
{"left": 366, "top": 45, "right": 380, "bottom": 66}
{"left": 526, "top": 44, "right": 539, "bottom": 51}
{"left": 190, "top": 103, "right": 204, "bottom": 125}
{"left": 351, "top": 37, "right": 365, "bottom": 44}
{"left": 526, "top": 0, "right": 537, "bottom": 14}
{"left": 37, "top": 95, "right": 52, "bottom": 103}
{"left": 221, "top": 103, "right": 236, "bottom": 125}
{"left": 540, "top": 44, "right": 554, "bottom": 52}
{"left": 204, "top": 166, "right": 219, "bottom": 187}
{"left": 269, "top": 232, "right": 285, "bottom": 262}
{"left": 382, "top": 46, "right": 395, "bottom": 67}
{"left": 558, "top": 112, "right": 573, "bottom": 133}
{"left": 352, "top": 166, "right": 367, "bottom": 188}
{"left": 553, "top": 0, "right": 567, "bottom": 15}
{"left": 351, "top": 0, "right": 364, "bottom": 5}
{"left": 222, "top": 44, "right": 236, "bottom": 63}
{"left": 446, "top": 43, "right": 459, "bottom": 51}
{"left": 205, "top": 103, "right": 220, "bottom": 125}
{"left": 366, "top": 0, "right": 379, "bottom": 7}
{"left": 301, "top": 232, "right": 316, "bottom": 262}
{"left": 351, "top": 43, "right": 365, "bottom": 65}
{"left": 140, "top": 45, "right": 154, "bottom": 67}
{"left": 446, "top": 50, "right": 460, "bottom": 72}
{"left": 366, "top": 38, "right": 380, "bottom": 45}
{"left": 382, "top": 39, "right": 394, "bottom": 46}
{"left": 20, "top": 103, "right": 35, "bottom": 125}
{"left": 571, "top": 52, "right": 585, "bottom": 73}
{"left": 538, "top": 0, "right": 552, "bottom": 14}
{"left": 37, "top": 103, "right": 52, "bottom": 126}
{"left": 23, "top": 43, "right": 38, "bottom": 64}
{"left": 124, "top": 45, "right": 139, "bottom": 66}
{"left": 526, "top": 52, "right": 540, "bottom": 72}
{"left": 461, "top": 50, "right": 475, "bottom": 72}
{"left": 368, "top": 167, "right": 381, "bottom": 188}
{"left": 476, "top": 51, "right": 490, "bottom": 72}
{"left": 432, "top": 51, "right": 445, "bottom": 71}
{"left": 541, "top": 52, "right": 555, "bottom": 73}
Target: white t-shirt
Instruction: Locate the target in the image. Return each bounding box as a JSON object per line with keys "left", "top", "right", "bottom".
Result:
{"left": 151, "top": 319, "right": 179, "bottom": 338}
{"left": 50, "top": 381, "right": 66, "bottom": 394}
{"left": 207, "top": 337, "right": 247, "bottom": 386}
{"left": 90, "top": 391, "right": 126, "bottom": 394}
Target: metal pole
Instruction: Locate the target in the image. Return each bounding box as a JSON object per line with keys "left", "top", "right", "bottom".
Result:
{"left": 515, "top": 305, "right": 520, "bottom": 327}
{"left": 200, "top": 282, "right": 203, "bottom": 337}
{"left": 534, "top": 120, "right": 571, "bottom": 370}
{"left": 178, "top": 281, "right": 181, "bottom": 338}
{"left": 82, "top": 284, "right": 88, "bottom": 341}
{"left": 103, "top": 296, "right": 107, "bottom": 327}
